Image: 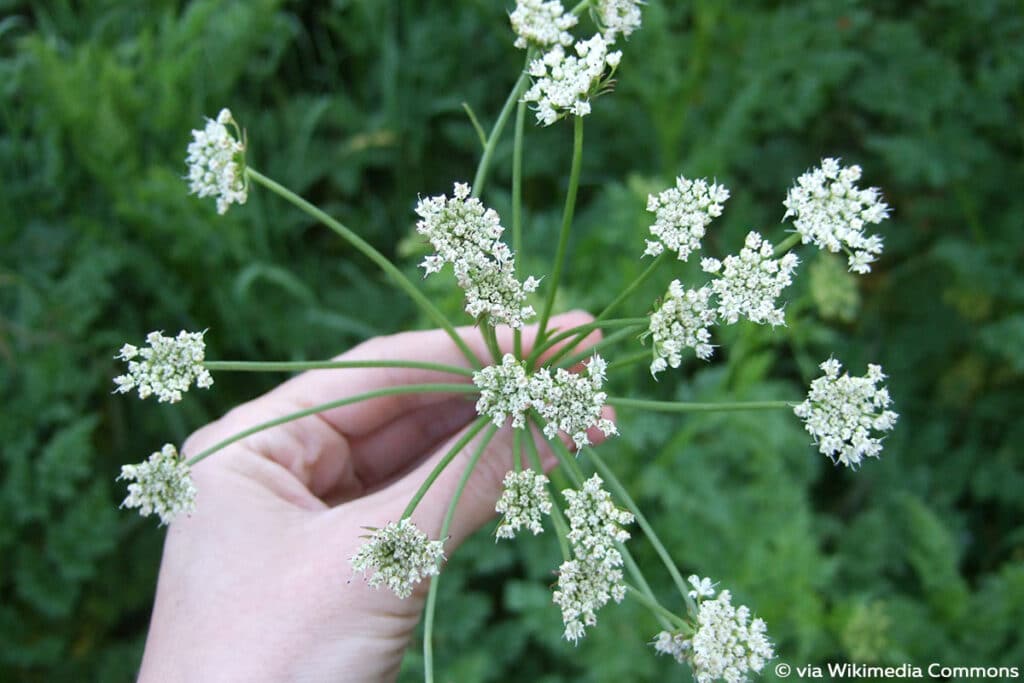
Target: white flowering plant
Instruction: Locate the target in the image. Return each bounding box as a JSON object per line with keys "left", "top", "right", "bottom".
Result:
{"left": 114, "top": 2, "right": 900, "bottom": 680}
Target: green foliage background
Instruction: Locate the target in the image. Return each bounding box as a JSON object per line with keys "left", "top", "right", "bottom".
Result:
{"left": 1, "top": 0, "right": 1022, "bottom": 680}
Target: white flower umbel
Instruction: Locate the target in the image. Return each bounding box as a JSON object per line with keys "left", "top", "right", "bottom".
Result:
{"left": 553, "top": 474, "right": 634, "bottom": 642}
{"left": 688, "top": 588, "right": 774, "bottom": 683}
{"left": 350, "top": 518, "right": 445, "bottom": 599}
{"left": 473, "top": 353, "right": 532, "bottom": 429}
{"left": 793, "top": 359, "right": 898, "bottom": 468}
{"left": 554, "top": 559, "right": 623, "bottom": 643}
{"left": 652, "top": 580, "right": 774, "bottom": 682}
{"left": 645, "top": 176, "right": 730, "bottom": 260}
{"left": 530, "top": 355, "right": 617, "bottom": 448}
{"left": 186, "top": 108, "right": 248, "bottom": 215}
{"left": 648, "top": 281, "right": 717, "bottom": 375}
{"left": 118, "top": 444, "right": 197, "bottom": 526}
{"left": 522, "top": 34, "right": 622, "bottom": 126}
{"left": 458, "top": 243, "right": 541, "bottom": 328}
{"left": 594, "top": 0, "right": 644, "bottom": 42}
{"left": 702, "top": 231, "right": 799, "bottom": 327}
{"left": 783, "top": 158, "right": 890, "bottom": 274}
{"left": 415, "top": 183, "right": 539, "bottom": 328}
{"left": 416, "top": 183, "right": 502, "bottom": 274}
{"left": 510, "top": 0, "right": 577, "bottom": 50}
{"left": 563, "top": 474, "right": 633, "bottom": 556}
{"left": 495, "top": 469, "right": 553, "bottom": 539}
{"left": 113, "top": 330, "right": 213, "bottom": 403}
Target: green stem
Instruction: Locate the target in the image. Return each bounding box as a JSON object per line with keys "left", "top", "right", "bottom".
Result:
{"left": 607, "top": 398, "right": 793, "bottom": 413}
{"left": 621, "top": 552, "right": 672, "bottom": 631}
{"left": 187, "top": 384, "right": 479, "bottom": 467}
{"left": 424, "top": 424, "right": 499, "bottom": 683}
{"left": 528, "top": 318, "right": 647, "bottom": 368}
{"left": 481, "top": 322, "right": 502, "bottom": 364}
{"left": 512, "top": 87, "right": 529, "bottom": 360}
{"left": 608, "top": 350, "right": 650, "bottom": 373}
{"left": 471, "top": 56, "right": 533, "bottom": 197}
{"left": 523, "top": 428, "right": 572, "bottom": 560}
{"left": 544, "top": 253, "right": 666, "bottom": 367}
{"left": 401, "top": 417, "right": 489, "bottom": 519}
{"left": 461, "top": 102, "right": 487, "bottom": 149}
{"left": 625, "top": 584, "right": 687, "bottom": 630}
{"left": 598, "top": 252, "right": 667, "bottom": 321}
{"left": 513, "top": 429, "right": 523, "bottom": 473}
{"left": 246, "top": 168, "right": 480, "bottom": 369}
{"left": 570, "top": 0, "right": 593, "bottom": 14}
{"left": 548, "top": 466, "right": 573, "bottom": 500}
{"left": 557, "top": 324, "right": 643, "bottom": 368}
{"left": 536, "top": 419, "right": 582, "bottom": 485}
{"left": 585, "top": 446, "right": 694, "bottom": 613}
{"left": 203, "top": 359, "right": 473, "bottom": 377}
{"left": 773, "top": 232, "right": 802, "bottom": 257}
{"left": 537, "top": 115, "right": 584, "bottom": 340}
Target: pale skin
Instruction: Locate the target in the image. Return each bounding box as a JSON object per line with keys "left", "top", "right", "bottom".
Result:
{"left": 137, "top": 311, "right": 608, "bottom": 682}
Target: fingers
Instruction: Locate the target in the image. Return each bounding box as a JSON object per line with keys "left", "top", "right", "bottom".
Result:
{"left": 182, "top": 391, "right": 354, "bottom": 504}
{"left": 340, "top": 401, "right": 616, "bottom": 553}
{"left": 337, "top": 309, "right": 605, "bottom": 472}
{"left": 340, "top": 421, "right": 554, "bottom": 548}
{"left": 267, "top": 309, "right": 601, "bottom": 441}
{"left": 330, "top": 396, "right": 478, "bottom": 499}
{"left": 187, "top": 311, "right": 603, "bottom": 499}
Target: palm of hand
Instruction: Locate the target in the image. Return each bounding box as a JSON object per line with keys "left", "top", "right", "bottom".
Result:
{"left": 138, "top": 312, "right": 600, "bottom": 682}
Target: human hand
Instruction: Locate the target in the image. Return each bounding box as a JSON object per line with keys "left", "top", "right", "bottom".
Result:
{"left": 137, "top": 311, "right": 607, "bottom": 682}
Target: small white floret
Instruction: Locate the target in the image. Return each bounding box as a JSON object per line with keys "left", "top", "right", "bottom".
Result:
{"left": 594, "top": 0, "right": 645, "bottom": 42}
{"left": 350, "top": 519, "right": 445, "bottom": 599}
{"left": 522, "top": 34, "right": 622, "bottom": 126}
{"left": 473, "top": 354, "right": 532, "bottom": 429}
{"left": 687, "top": 574, "right": 716, "bottom": 600}
{"left": 118, "top": 444, "right": 197, "bottom": 526}
{"left": 186, "top": 108, "right": 248, "bottom": 214}
{"left": 495, "top": 469, "right": 553, "bottom": 539}
{"left": 651, "top": 578, "right": 774, "bottom": 683}
{"left": 703, "top": 231, "right": 798, "bottom": 327}
{"left": 529, "top": 355, "right": 617, "bottom": 449}
{"left": 783, "top": 158, "right": 890, "bottom": 273}
{"left": 652, "top": 630, "right": 690, "bottom": 664}
{"left": 510, "top": 0, "right": 577, "bottom": 49}
{"left": 793, "top": 358, "right": 898, "bottom": 468}
{"left": 415, "top": 184, "right": 538, "bottom": 328}
{"left": 113, "top": 330, "right": 213, "bottom": 403}
{"left": 645, "top": 176, "right": 730, "bottom": 261}
{"left": 648, "top": 281, "right": 717, "bottom": 374}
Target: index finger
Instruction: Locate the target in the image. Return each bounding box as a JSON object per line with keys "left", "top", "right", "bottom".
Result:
{"left": 268, "top": 310, "right": 601, "bottom": 439}
{"left": 183, "top": 311, "right": 603, "bottom": 500}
